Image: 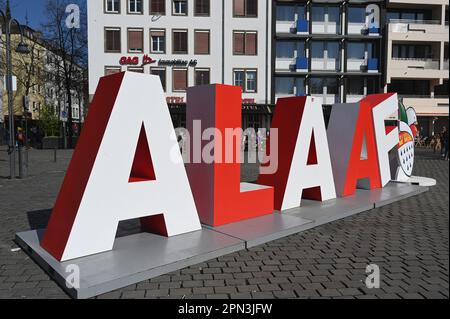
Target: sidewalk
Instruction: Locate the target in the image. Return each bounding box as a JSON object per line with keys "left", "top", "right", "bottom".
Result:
{"left": 0, "top": 147, "right": 448, "bottom": 299}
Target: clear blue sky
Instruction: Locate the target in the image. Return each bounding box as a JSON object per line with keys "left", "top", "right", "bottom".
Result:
{"left": 8, "top": 0, "right": 86, "bottom": 30}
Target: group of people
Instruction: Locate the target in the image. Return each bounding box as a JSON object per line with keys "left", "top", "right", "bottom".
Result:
{"left": 428, "top": 127, "right": 449, "bottom": 160}
{"left": 2, "top": 126, "right": 45, "bottom": 150}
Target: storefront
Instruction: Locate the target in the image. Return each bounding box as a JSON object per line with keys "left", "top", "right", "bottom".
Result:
{"left": 168, "top": 103, "right": 274, "bottom": 131}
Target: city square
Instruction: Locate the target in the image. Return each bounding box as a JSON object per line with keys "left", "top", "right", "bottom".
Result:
{"left": 0, "top": 146, "right": 448, "bottom": 299}
{"left": 0, "top": 0, "right": 449, "bottom": 304}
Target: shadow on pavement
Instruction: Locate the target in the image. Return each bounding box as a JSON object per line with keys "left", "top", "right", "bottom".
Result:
{"left": 26, "top": 209, "right": 142, "bottom": 239}
{"left": 26, "top": 209, "right": 52, "bottom": 230}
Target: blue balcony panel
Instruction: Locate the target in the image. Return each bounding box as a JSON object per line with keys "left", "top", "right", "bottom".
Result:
{"left": 296, "top": 57, "right": 308, "bottom": 70}
{"left": 297, "top": 19, "right": 308, "bottom": 33}
{"left": 367, "top": 58, "right": 379, "bottom": 71}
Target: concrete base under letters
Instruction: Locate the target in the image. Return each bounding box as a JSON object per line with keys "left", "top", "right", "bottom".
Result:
{"left": 16, "top": 182, "right": 428, "bottom": 299}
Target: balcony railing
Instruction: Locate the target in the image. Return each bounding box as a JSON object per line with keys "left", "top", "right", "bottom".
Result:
{"left": 391, "top": 58, "right": 440, "bottom": 70}
{"left": 275, "top": 57, "right": 308, "bottom": 71}
{"left": 388, "top": 19, "right": 441, "bottom": 25}
{"left": 398, "top": 94, "right": 449, "bottom": 99}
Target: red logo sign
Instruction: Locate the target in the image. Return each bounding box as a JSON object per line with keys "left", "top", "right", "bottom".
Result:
{"left": 119, "top": 54, "right": 156, "bottom": 66}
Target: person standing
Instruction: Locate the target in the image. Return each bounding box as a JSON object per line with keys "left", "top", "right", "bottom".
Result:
{"left": 16, "top": 127, "right": 25, "bottom": 148}
{"left": 442, "top": 126, "right": 449, "bottom": 161}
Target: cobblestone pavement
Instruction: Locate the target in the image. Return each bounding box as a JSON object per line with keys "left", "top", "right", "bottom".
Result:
{"left": 0, "top": 146, "right": 448, "bottom": 299}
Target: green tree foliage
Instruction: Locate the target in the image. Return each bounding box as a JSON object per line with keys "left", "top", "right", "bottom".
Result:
{"left": 40, "top": 105, "right": 60, "bottom": 137}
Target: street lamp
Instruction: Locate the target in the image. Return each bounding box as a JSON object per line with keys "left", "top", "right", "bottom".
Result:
{"left": 1, "top": 6, "right": 30, "bottom": 179}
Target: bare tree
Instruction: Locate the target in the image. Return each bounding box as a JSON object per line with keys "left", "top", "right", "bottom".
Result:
{"left": 41, "top": 0, "right": 87, "bottom": 148}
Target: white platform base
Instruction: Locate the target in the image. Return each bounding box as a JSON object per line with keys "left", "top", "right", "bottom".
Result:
{"left": 16, "top": 182, "right": 429, "bottom": 299}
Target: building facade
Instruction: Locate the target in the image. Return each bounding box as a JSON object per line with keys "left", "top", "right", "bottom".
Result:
{"left": 384, "top": 0, "right": 449, "bottom": 137}
{"left": 88, "top": 0, "right": 449, "bottom": 133}
{"left": 273, "top": 0, "right": 384, "bottom": 108}
{"left": 1, "top": 24, "right": 85, "bottom": 146}
{"left": 88, "top": 0, "right": 273, "bottom": 130}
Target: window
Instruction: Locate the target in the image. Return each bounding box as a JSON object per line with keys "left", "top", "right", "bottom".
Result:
{"left": 173, "top": 0, "right": 187, "bottom": 15}
{"left": 312, "top": 5, "right": 341, "bottom": 34}
{"left": 276, "top": 5, "right": 295, "bottom": 22}
{"left": 310, "top": 78, "right": 339, "bottom": 98}
{"left": 194, "top": 30, "right": 210, "bottom": 54}
{"left": 151, "top": 68, "right": 167, "bottom": 91}
{"left": 327, "top": 6, "right": 340, "bottom": 23}
{"left": 128, "top": 0, "right": 143, "bottom": 14}
{"left": 195, "top": 68, "right": 210, "bottom": 85}
{"left": 347, "top": 78, "right": 364, "bottom": 95}
{"left": 195, "top": 0, "right": 210, "bottom": 16}
{"left": 234, "top": 69, "right": 257, "bottom": 93}
{"left": 347, "top": 42, "right": 365, "bottom": 59}
{"left": 276, "top": 5, "right": 306, "bottom": 22}
{"left": 388, "top": 80, "right": 430, "bottom": 96}
{"left": 105, "top": 0, "right": 120, "bottom": 13}
{"left": 347, "top": 7, "right": 365, "bottom": 24}
{"left": 392, "top": 44, "right": 433, "bottom": 59}
{"left": 233, "top": 31, "right": 257, "bottom": 55}
{"left": 234, "top": 0, "right": 257, "bottom": 17}
{"left": 387, "top": 9, "right": 432, "bottom": 22}
{"left": 386, "top": 11, "right": 400, "bottom": 22}
{"left": 150, "top": 0, "right": 166, "bottom": 15}
{"left": 234, "top": 70, "right": 245, "bottom": 90}
{"left": 276, "top": 41, "right": 305, "bottom": 58}
{"left": 105, "top": 67, "right": 122, "bottom": 76}
{"left": 128, "top": 67, "right": 144, "bottom": 73}
{"left": 312, "top": 5, "right": 325, "bottom": 22}
{"left": 275, "top": 77, "right": 305, "bottom": 96}
{"left": 128, "top": 28, "right": 144, "bottom": 53}
{"left": 105, "top": 28, "right": 121, "bottom": 52}
{"left": 173, "top": 30, "right": 188, "bottom": 54}
{"left": 173, "top": 68, "right": 188, "bottom": 91}
{"left": 311, "top": 42, "right": 324, "bottom": 59}
{"left": 150, "top": 29, "right": 166, "bottom": 53}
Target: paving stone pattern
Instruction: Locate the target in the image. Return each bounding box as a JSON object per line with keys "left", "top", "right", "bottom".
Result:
{"left": 0, "top": 147, "right": 448, "bottom": 299}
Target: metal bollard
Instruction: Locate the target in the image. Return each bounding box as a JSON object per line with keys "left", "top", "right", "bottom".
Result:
{"left": 53, "top": 146, "right": 57, "bottom": 163}
{"left": 18, "top": 147, "right": 28, "bottom": 179}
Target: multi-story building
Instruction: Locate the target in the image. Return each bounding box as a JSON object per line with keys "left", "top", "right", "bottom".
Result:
{"left": 88, "top": 0, "right": 273, "bottom": 130}
{"left": 1, "top": 23, "right": 86, "bottom": 145}
{"left": 385, "top": 0, "right": 449, "bottom": 137}
{"left": 88, "top": 0, "right": 449, "bottom": 133}
{"left": 44, "top": 49, "right": 85, "bottom": 128}
{"left": 1, "top": 25, "right": 46, "bottom": 132}
{"left": 273, "top": 1, "right": 384, "bottom": 109}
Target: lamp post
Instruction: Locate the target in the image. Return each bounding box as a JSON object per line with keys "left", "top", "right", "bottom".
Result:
{"left": 1, "top": 2, "right": 30, "bottom": 179}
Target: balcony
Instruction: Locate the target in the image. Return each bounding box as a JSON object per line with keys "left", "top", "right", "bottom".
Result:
{"left": 311, "top": 58, "right": 340, "bottom": 72}
{"left": 276, "top": 19, "right": 309, "bottom": 34}
{"left": 388, "top": 20, "right": 448, "bottom": 42}
{"left": 346, "top": 95, "right": 365, "bottom": 103}
{"left": 311, "top": 21, "right": 340, "bottom": 35}
{"left": 444, "top": 59, "right": 449, "bottom": 70}
{"left": 348, "top": 22, "right": 366, "bottom": 35}
{"left": 275, "top": 57, "right": 308, "bottom": 72}
{"left": 311, "top": 94, "right": 339, "bottom": 105}
{"left": 388, "top": 58, "right": 448, "bottom": 80}
{"left": 347, "top": 23, "right": 380, "bottom": 36}
{"left": 399, "top": 95, "right": 449, "bottom": 117}
{"left": 387, "top": 0, "right": 448, "bottom": 5}
{"left": 275, "top": 86, "right": 306, "bottom": 102}
{"left": 392, "top": 58, "right": 440, "bottom": 69}
{"left": 347, "top": 58, "right": 379, "bottom": 73}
